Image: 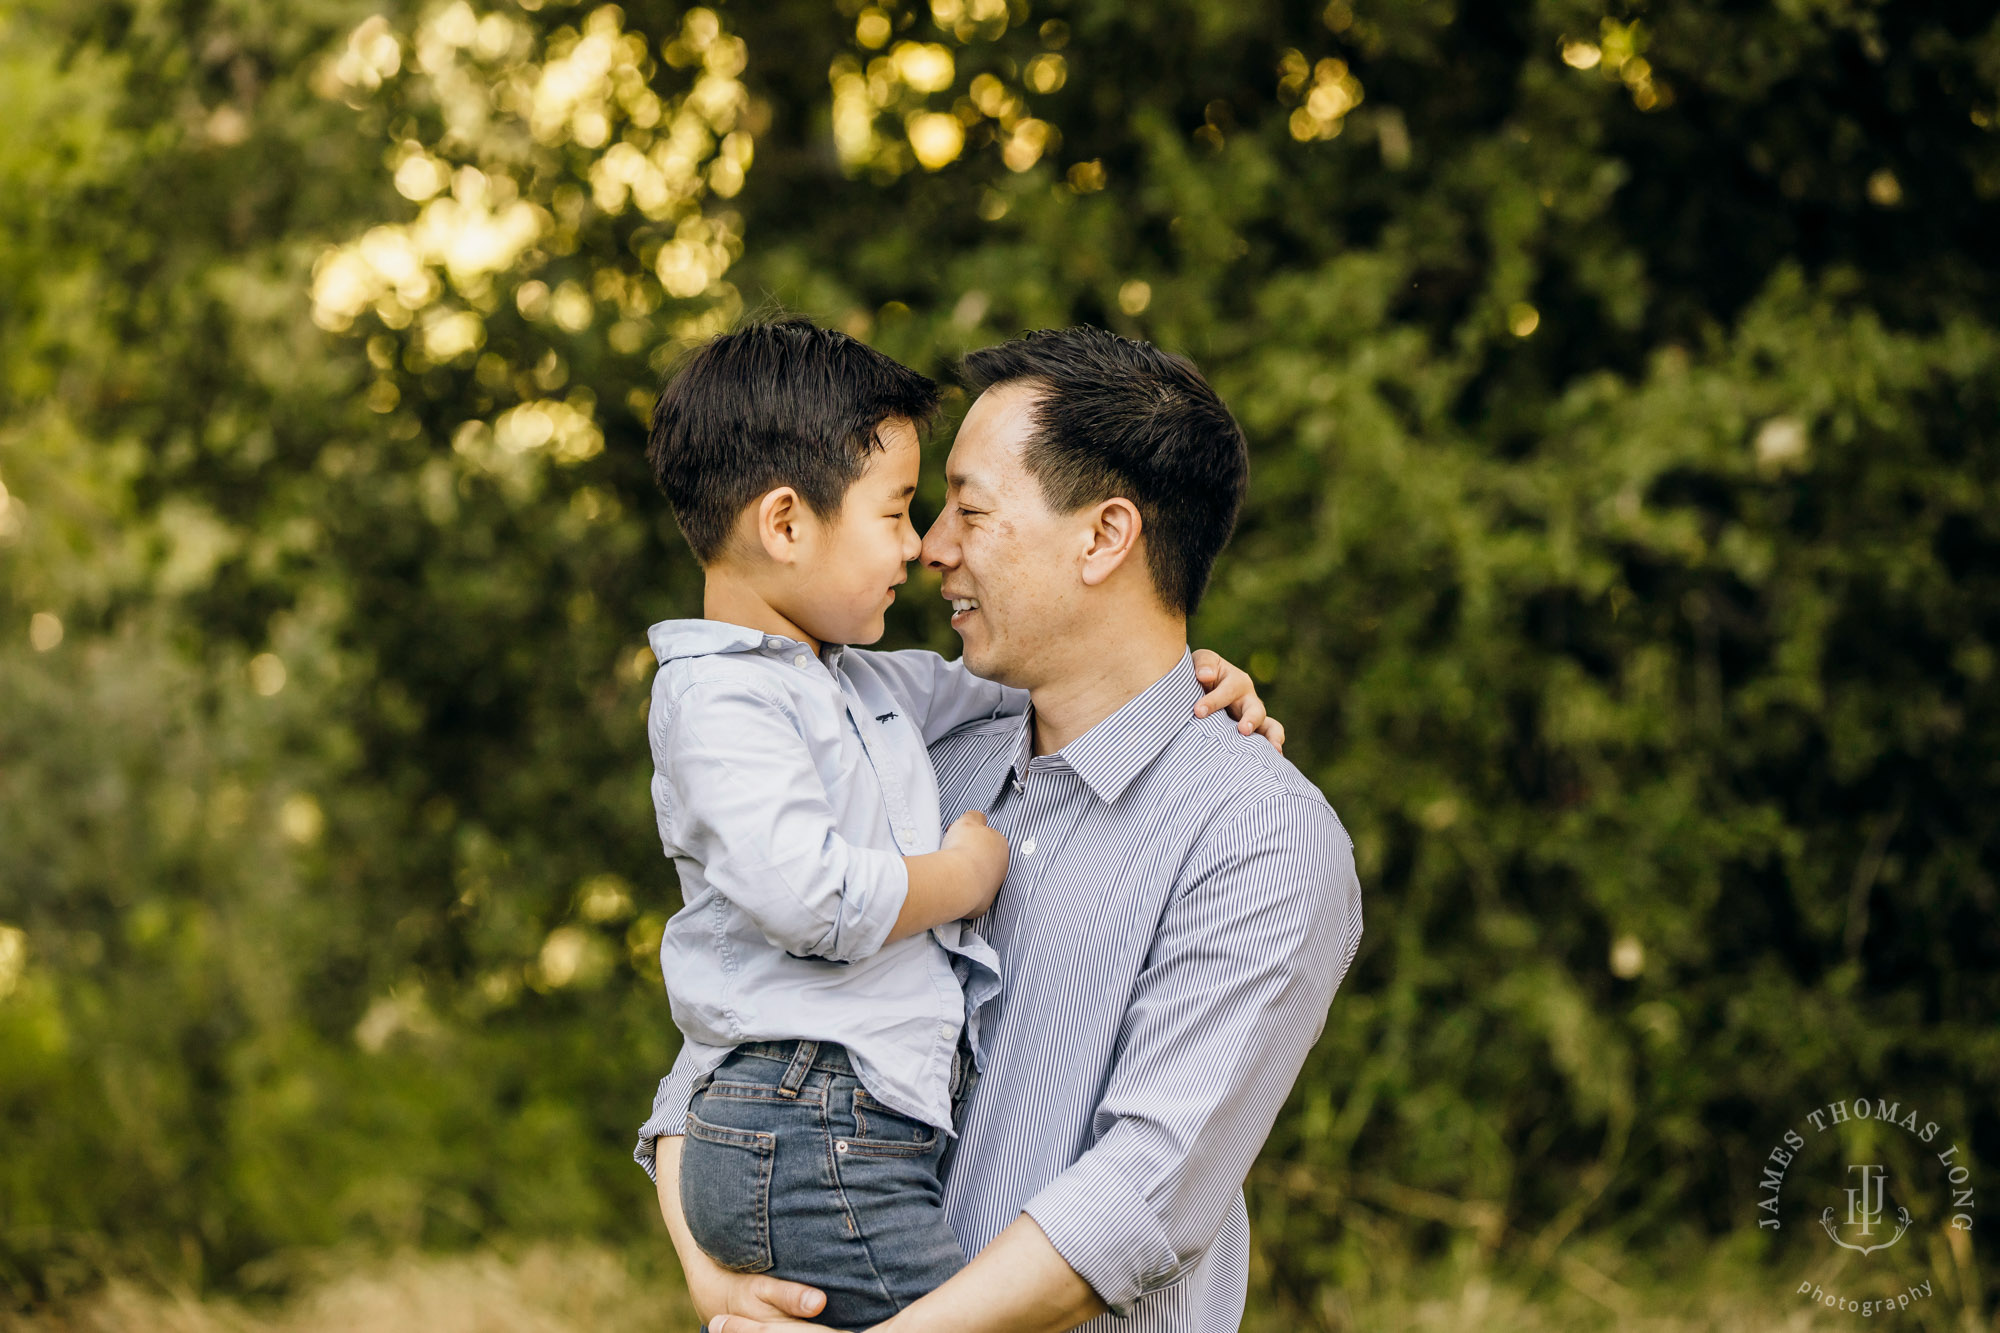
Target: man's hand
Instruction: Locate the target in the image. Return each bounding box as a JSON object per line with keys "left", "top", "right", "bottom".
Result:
{"left": 1190, "top": 649, "right": 1285, "bottom": 754}
{"left": 653, "top": 1136, "right": 834, "bottom": 1330}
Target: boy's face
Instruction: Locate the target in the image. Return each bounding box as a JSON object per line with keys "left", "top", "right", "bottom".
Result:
{"left": 789, "top": 416, "right": 924, "bottom": 647}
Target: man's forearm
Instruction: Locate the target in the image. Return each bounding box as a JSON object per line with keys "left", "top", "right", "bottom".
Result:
{"left": 651, "top": 1136, "right": 705, "bottom": 1280}
{"left": 874, "top": 1215, "right": 1107, "bottom": 1333}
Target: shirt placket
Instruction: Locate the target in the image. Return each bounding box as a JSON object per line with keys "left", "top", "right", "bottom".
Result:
{"left": 984, "top": 759, "right": 1094, "bottom": 965}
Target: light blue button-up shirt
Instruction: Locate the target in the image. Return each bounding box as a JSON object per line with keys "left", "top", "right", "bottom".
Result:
{"left": 634, "top": 619, "right": 1021, "bottom": 1146}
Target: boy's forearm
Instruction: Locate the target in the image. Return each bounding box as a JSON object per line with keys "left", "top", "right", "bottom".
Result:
{"left": 886, "top": 848, "right": 981, "bottom": 942}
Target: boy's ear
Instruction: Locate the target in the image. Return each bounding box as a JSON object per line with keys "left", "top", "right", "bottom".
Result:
{"left": 754, "top": 486, "right": 808, "bottom": 563}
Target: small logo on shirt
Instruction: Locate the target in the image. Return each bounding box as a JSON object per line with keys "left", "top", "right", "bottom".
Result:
{"left": 875, "top": 711, "right": 899, "bottom": 723}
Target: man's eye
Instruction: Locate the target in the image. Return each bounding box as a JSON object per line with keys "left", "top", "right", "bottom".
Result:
{"left": 956, "top": 506, "right": 982, "bottom": 518}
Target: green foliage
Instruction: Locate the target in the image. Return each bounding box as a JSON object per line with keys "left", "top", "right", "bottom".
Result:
{"left": 2, "top": 0, "right": 1996, "bottom": 1321}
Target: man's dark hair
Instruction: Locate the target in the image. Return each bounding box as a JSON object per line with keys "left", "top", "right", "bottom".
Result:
{"left": 960, "top": 327, "right": 1247, "bottom": 615}
{"left": 646, "top": 318, "right": 941, "bottom": 563}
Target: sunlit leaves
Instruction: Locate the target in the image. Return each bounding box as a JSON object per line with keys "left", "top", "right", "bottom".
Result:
{"left": 827, "top": 1, "right": 1074, "bottom": 179}
{"left": 309, "top": 1, "right": 752, "bottom": 468}
{"left": 1279, "top": 49, "right": 1364, "bottom": 141}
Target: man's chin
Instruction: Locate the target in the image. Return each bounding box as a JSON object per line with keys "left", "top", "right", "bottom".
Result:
{"left": 958, "top": 641, "right": 1016, "bottom": 686}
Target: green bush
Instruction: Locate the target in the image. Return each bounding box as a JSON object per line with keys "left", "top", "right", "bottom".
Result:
{"left": 2, "top": 0, "right": 1994, "bottom": 1320}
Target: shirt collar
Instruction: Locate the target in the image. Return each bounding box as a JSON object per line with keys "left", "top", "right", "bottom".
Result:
{"left": 996, "top": 652, "right": 1201, "bottom": 806}
{"left": 647, "top": 618, "right": 843, "bottom": 670}
{"left": 1056, "top": 652, "right": 1202, "bottom": 804}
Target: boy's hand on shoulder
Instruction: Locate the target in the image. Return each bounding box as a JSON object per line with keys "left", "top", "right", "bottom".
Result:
{"left": 942, "top": 809, "right": 1009, "bottom": 919}
{"left": 1191, "top": 649, "right": 1285, "bottom": 755}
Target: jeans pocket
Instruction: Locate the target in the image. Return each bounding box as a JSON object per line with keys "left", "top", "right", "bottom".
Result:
{"left": 849, "top": 1088, "right": 939, "bottom": 1156}
{"left": 680, "top": 1104, "right": 777, "bottom": 1274}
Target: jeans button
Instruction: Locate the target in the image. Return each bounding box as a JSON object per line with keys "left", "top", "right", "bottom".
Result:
{"left": 836, "top": 1140, "right": 849, "bottom": 1153}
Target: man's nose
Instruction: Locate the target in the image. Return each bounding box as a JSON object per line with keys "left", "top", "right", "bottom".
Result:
{"left": 919, "top": 513, "right": 955, "bottom": 570}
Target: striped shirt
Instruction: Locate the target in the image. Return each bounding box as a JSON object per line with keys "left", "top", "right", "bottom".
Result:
{"left": 930, "top": 653, "right": 1360, "bottom": 1327}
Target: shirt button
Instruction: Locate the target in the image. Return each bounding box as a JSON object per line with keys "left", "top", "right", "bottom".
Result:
{"left": 1021, "top": 837, "right": 1037, "bottom": 857}
{"left": 765, "top": 637, "right": 783, "bottom": 650}
{"left": 793, "top": 653, "right": 811, "bottom": 669}
{"left": 898, "top": 826, "right": 915, "bottom": 843}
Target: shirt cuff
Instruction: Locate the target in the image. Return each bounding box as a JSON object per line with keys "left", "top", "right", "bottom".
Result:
{"left": 1021, "top": 1162, "right": 1181, "bottom": 1318}
{"left": 821, "top": 844, "right": 908, "bottom": 963}
{"left": 632, "top": 1066, "right": 700, "bottom": 1182}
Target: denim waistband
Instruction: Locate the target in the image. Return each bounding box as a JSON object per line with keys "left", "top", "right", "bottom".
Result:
{"left": 730, "top": 1039, "right": 858, "bottom": 1077}
{"left": 725, "top": 1037, "right": 975, "bottom": 1100}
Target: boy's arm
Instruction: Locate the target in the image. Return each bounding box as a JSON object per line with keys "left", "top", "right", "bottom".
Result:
{"left": 851, "top": 647, "right": 1285, "bottom": 749}
{"left": 847, "top": 648, "right": 1028, "bottom": 743}
{"left": 662, "top": 677, "right": 1000, "bottom": 960}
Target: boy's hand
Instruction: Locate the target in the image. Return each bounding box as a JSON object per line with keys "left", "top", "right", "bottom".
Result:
{"left": 1191, "top": 649, "right": 1286, "bottom": 754}
{"left": 942, "top": 809, "right": 1009, "bottom": 919}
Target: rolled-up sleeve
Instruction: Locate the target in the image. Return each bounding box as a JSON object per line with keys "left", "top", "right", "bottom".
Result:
{"left": 632, "top": 1050, "right": 706, "bottom": 1180}
{"left": 1020, "top": 792, "right": 1362, "bottom": 1316}
{"left": 659, "top": 676, "right": 908, "bottom": 964}
{"left": 848, "top": 648, "right": 1029, "bottom": 744}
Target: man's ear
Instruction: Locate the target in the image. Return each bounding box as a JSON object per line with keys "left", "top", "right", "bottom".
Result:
{"left": 1079, "top": 496, "right": 1143, "bottom": 588}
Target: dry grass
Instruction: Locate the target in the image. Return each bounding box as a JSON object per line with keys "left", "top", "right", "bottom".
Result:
{"left": 0, "top": 1245, "right": 696, "bottom": 1333}
{"left": 7, "top": 1242, "right": 1980, "bottom": 1333}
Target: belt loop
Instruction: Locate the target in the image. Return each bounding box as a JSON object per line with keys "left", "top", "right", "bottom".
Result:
{"left": 778, "top": 1040, "right": 819, "bottom": 1097}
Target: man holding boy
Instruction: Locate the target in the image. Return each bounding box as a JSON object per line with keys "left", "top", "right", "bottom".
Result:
{"left": 642, "top": 326, "right": 1362, "bottom": 1331}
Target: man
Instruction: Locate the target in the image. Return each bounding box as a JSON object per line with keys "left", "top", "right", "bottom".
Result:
{"left": 642, "top": 326, "right": 1363, "bottom": 1331}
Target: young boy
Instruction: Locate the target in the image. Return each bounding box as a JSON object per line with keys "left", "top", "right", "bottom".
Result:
{"left": 632, "top": 319, "right": 1269, "bottom": 1326}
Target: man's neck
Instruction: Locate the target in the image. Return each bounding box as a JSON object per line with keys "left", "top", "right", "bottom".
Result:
{"left": 1028, "top": 619, "right": 1187, "bottom": 756}
{"left": 701, "top": 566, "right": 821, "bottom": 656}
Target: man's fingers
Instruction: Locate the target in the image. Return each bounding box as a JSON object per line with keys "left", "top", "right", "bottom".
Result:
{"left": 751, "top": 1274, "right": 826, "bottom": 1317}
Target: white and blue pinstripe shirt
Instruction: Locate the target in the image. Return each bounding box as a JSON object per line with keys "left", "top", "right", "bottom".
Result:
{"left": 637, "top": 652, "right": 1361, "bottom": 1327}
{"left": 927, "top": 653, "right": 1362, "bottom": 1327}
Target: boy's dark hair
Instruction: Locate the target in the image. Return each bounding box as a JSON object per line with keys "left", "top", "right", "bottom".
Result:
{"left": 647, "top": 318, "right": 941, "bottom": 563}
{"left": 960, "top": 327, "right": 1247, "bottom": 616}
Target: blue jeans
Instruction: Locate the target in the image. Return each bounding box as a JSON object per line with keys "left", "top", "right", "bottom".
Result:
{"left": 680, "top": 1040, "right": 969, "bottom": 1328}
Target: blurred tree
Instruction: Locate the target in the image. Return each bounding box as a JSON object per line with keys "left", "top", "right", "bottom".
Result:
{"left": 1, "top": 0, "right": 1995, "bottom": 1321}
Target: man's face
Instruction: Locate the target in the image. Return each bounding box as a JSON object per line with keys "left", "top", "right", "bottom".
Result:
{"left": 920, "top": 384, "right": 1084, "bottom": 687}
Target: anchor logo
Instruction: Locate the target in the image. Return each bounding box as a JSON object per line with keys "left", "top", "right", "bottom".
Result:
{"left": 1820, "top": 1164, "right": 1912, "bottom": 1256}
